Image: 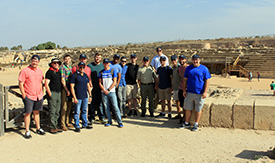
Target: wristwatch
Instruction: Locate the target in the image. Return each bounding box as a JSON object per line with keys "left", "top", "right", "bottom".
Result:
{"left": 107, "top": 88, "right": 110, "bottom": 91}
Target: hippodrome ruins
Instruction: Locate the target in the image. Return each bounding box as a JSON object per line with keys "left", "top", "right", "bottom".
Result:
{"left": 1, "top": 36, "right": 275, "bottom": 137}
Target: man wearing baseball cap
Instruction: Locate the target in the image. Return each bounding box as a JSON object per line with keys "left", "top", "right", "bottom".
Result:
{"left": 110, "top": 54, "right": 122, "bottom": 88}
{"left": 18, "top": 55, "right": 45, "bottom": 138}
{"left": 45, "top": 58, "right": 62, "bottom": 134}
{"left": 72, "top": 54, "right": 92, "bottom": 86}
{"left": 137, "top": 57, "right": 157, "bottom": 117}
{"left": 180, "top": 54, "right": 211, "bottom": 131}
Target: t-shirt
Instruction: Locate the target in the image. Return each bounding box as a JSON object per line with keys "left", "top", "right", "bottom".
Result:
{"left": 70, "top": 71, "right": 89, "bottom": 99}
{"left": 119, "top": 64, "right": 128, "bottom": 86}
{"left": 59, "top": 64, "right": 72, "bottom": 82}
{"left": 151, "top": 54, "right": 169, "bottom": 70}
{"left": 270, "top": 83, "right": 275, "bottom": 90}
{"left": 99, "top": 68, "right": 118, "bottom": 93}
{"left": 110, "top": 62, "right": 122, "bottom": 74}
{"left": 172, "top": 65, "right": 181, "bottom": 91}
{"left": 178, "top": 64, "right": 189, "bottom": 90}
{"left": 18, "top": 65, "right": 44, "bottom": 101}
{"left": 184, "top": 64, "right": 211, "bottom": 94}
{"left": 137, "top": 66, "right": 157, "bottom": 84}
{"left": 87, "top": 62, "right": 104, "bottom": 90}
{"left": 125, "top": 63, "right": 139, "bottom": 85}
{"left": 45, "top": 69, "right": 62, "bottom": 93}
{"left": 72, "top": 65, "right": 91, "bottom": 78}
{"left": 157, "top": 66, "right": 173, "bottom": 89}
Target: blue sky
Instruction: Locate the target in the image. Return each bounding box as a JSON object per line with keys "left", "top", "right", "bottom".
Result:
{"left": 1, "top": 0, "right": 275, "bottom": 49}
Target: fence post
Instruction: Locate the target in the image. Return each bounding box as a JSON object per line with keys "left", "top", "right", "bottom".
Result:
{"left": 0, "top": 84, "right": 4, "bottom": 136}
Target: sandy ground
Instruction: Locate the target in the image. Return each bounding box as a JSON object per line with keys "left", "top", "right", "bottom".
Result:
{"left": 0, "top": 67, "right": 275, "bottom": 162}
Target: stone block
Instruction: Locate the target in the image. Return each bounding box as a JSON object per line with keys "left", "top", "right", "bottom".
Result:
{"left": 233, "top": 99, "right": 254, "bottom": 129}
{"left": 190, "top": 98, "right": 215, "bottom": 126}
{"left": 254, "top": 100, "right": 275, "bottom": 130}
{"left": 211, "top": 98, "right": 235, "bottom": 128}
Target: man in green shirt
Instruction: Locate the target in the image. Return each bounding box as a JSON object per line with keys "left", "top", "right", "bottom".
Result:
{"left": 137, "top": 57, "right": 157, "bottom": 117}
{"left": 87, "top": 53, "right": 106, "bottom": 123}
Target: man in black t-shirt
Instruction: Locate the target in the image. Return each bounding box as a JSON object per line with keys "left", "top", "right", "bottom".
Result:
{"left": 45, "top": 58, "right": 62, "bottom": 134}
{"left": 125, "top": 54, "right": 139, "bottom": 116}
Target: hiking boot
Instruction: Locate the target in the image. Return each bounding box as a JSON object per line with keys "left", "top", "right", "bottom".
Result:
{"left": 168, "top": 113, "right": 172, "bottom": 119}
{"left": 191, "top": 123, "right": 198, "bottom": 131}
{"left": 61, "top": 126, "right": 68, "bottom": 131}
{"left": 25, "top": 131, "right": 32, "bottom": 139}
{"left": 128, "top": 110, "right": 133, "bottom": 116}
{"left": 55, "top": 128, "right": 63, "bottom": 133}
{"left": 75, "top": 128, "right": 81, "bottom": 133}
{"left": 67, "top": 124, "right": 74, "bottom": 128}
{"left": 156, "top": 112, "right": 165, "bottom": 118}
{"left": 49, "top": 128, "right": 58, "bottom": 134}
{"left": 172, "top": 114, "right": 181, "bottom": 119}
{"left": 179, "top": 122, "right": 191, "bottom": 129}
{"left": 36, "top": 128, "right": 46, "bottom": 135}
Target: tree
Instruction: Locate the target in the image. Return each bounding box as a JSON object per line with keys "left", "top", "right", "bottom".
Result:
{"left": 57, "top": 45, "right": 61, "bottom": 49}
{"left": 29, "top": 46, "right": 37, "bottom": 50}
{"left": 35, "top": 41, "right": 56, "bottom": 50}
{"left": 0, "top": 46, "right": 9, "bottom": 51}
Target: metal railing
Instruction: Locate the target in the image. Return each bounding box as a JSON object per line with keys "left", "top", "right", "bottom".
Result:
{"left": 222, "top": 65, "right": 249, "bottom": 78}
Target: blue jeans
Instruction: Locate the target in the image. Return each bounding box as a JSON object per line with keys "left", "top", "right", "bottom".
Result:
{"left": 117, "top": 86, "right": 127, "bottom": 116}
{"left": 74, "top": 98, "right": 88, "bottom": 128}
{"left": 102, "top": 92, "right": 122, "bottom": 124}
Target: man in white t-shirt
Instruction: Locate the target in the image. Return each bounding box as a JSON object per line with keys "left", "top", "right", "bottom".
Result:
{"left": 151, "top": 47, "right": 169, "bottom": 72}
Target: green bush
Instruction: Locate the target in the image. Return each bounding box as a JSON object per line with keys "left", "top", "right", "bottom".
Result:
{"left": 35, "top": 41, "right": 56, "bottom": 50}
{"left": 0, "top": 46, "right": 9, "bottom": 51}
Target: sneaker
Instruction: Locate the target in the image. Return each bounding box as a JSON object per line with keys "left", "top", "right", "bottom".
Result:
{"left": 99, "top": 119, "right": 107, "bottom": 124}
{"left": 122, "top": 114, "right": 128, "bottom": 118}
{"left": 49, "top": 128, "right": 58, "bottom": 134}
{"left": 156, "top": 112, "right": 165, "bottom": 118}
{"left": 140, "top": 113, "right": 145, "bottom": 117}
{"left": 75, "top": 128, "right": 81, "bottom": 132}
{"left": 150, "top": 113, "right": 154, "bottom": 117}
{"left": 128, "top": 110, "right": 133, "bottom": 116}
{"left": 168, "top": 113, "right": 172, "bottom": 119}
{"left": 191, "top": 123, "right": 198, "bottom": 131}
{"left": 55, "top": 128, "right": 63, "bottom": 133}
{"left": 118, "top": 123, "right": 123, "bottom": 128}
{"left": 178, "top": 122, "right": 191, "bottom": 129}
{"left": 36, "top": 128, "right": 46, "bottom": 135}
{"left": 133, "top": 110, "right": 138, "bottom": 116}
{"left": 105, "top": 123, "right": 111, "bottom": 127}
{"left": 172, "top": 114, "right": 181, "bottom": 119}
{"left": 83, "top": 125, "right": 93, "bottom": 129}
{"left": 25, "top": 131, "right": 32, "bottom": 139}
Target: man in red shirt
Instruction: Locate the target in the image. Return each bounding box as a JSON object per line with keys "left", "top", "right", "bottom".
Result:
{"left": 18, "top": 55, "right": 46, "bottom": 139}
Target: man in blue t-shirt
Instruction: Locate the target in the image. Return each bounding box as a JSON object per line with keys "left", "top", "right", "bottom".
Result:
{"left": 117, "top": 56, "right": 128, "bottom": 118}
{"left": 180, "top": 54, "right": 211, "bottom": 131}
{"left": 99, "top": 58, "right": 123, "bottom": 128}
{"left": 70, "top": 62, "right": 93, "bottom": 132}
{"left": 156, "top": 56, "right": 173, "bottom": 119}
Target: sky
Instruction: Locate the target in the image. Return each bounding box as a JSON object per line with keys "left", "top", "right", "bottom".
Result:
{"left": 0, "top": 0, "right": 275, "bottom": 49}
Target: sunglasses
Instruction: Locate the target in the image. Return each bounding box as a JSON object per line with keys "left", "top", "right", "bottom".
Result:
{"left": 121, "top": 60, "right": 127, "bottom": 62}
{"left": 52, "top": 62, "right": 59, "bottom": 65}
{"left": 79, "top": 66, "right": 85, "bottom": 69}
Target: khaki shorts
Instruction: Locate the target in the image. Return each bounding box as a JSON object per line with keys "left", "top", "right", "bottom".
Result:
{"left": 173, "top": 90, "right": 179, "bottom": 101}
{"left": 126, "top": 84, "right": 138, "bottom": 99}
{"left": 158, "top": 88, "right": 171, "bottom": 100}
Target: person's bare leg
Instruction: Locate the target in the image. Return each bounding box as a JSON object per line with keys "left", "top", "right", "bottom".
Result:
{"left": 133, "top": 98, "right": 137, "bottom": 110}
{"left": 33, "top": 110, "right": 40, "bottom": 130}
{"left": 176, "top": 101, "right": 181, "bottom": 115}
{"left": 167, "top": 100, "right": 172, "bottom": 112}
{"left": 128, "top": 99, "right": 132, "bottom": 111}
{"left": 24, "top": 113, "right": 31, "bottom": 131}
{"left": 185, "top": 110, "right": 191, "bottom": 123}
{"left": 195, "top": 111, "right": 202, "bottom": 123}
{"left": 161, "top": 100, "right": 165, "bottom": 112}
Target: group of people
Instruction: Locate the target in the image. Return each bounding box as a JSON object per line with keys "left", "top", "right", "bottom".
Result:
{"left": 18, "top": 46, "right": 211, "bottom": 139}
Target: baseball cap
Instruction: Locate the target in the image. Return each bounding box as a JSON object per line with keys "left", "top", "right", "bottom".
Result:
{"left": 130, "top": 54, "right": 136, "bottom": 58}
{"left": 192, "top": 54, "right": 200, "bottom": 59}
{"left": 156, "top": 47, "right": 162, "bottom": 52}
{"left": 103, "top": 58, "right": 111, "bottom": 63}
{"left": 179, "top": 55, "right": 186, "bottom": 59}
{"left": 113, "top": 54, "right": 120, "bottom": 59}
{"left": 79, "top": 54, "right": 87, "bottom": 59}
{"left": 160, "top": 56, "right": 166, "bottom": 61}
{"left": 31, "top": 55, "right": 40, "bottom": 60}
{"left": 121, "top": 56, "right": 127, "bottom": 60}
{"left": 143, "top": 57, "right": 149, "bottom": 61}
{"left": 171, "top": 55, "right": 178, "bottom": 61}
{"left": 78, "top": 62, "right": 85, "bottom": 66}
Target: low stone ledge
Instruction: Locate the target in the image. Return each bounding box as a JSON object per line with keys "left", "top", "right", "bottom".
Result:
{"left": 233, "top": 99, "right": 254, "bottom": 129}
{"left": 210, "top": 98, "right": 235, "bottom": 128}
{"left": 254, "top": 99, "right": 275, "bottom": 130}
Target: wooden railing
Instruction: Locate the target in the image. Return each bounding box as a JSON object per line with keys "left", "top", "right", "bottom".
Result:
{"left": 222, "top": 65, "right": 249, "bottom": 78}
